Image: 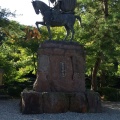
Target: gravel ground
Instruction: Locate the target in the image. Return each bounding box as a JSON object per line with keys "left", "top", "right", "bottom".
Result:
{"left": 0, "top": 99, "right": 120, "bottom": 120}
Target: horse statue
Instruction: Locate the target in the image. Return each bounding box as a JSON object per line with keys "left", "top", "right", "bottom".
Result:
{"left": 32, "top": 0, "right": 81, "bottom": 41}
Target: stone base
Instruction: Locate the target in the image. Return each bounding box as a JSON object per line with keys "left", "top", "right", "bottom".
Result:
{"left": 20, "top": 90, "right": 102, "bottom": 114}
{"left": 33, "top": 41, "right": 86, "bottom": 92}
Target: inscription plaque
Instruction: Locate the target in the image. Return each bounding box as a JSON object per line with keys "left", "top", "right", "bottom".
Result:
{"left": 60, "top": 62, "right": 66, "bottom": 77}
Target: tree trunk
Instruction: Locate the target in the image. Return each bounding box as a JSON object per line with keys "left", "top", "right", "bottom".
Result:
{"left": 102, "top": 0, "right": 109, "bottom": 18}
{"left": 91, "top": 52, "right": 103, "bottom": 91}
{"left": 100, "top": 70, "right": 106, "bottom": 87}
{"left": 91, "top": 0, "right": 109, "bottom": 91}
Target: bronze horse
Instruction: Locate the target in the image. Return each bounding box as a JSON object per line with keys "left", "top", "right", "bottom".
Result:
{"left": 32, "top": 0, "right": 81, "bottom": 41}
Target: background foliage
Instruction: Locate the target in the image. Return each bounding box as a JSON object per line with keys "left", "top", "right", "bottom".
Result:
{"left": 0, "top": 1, "right": 120, "bottom": 100}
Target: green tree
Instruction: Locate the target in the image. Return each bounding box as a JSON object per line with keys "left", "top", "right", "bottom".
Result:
{"left": 0, "top": 7, "right": 41, "bottom": 83}
{"left": 75, "top": 0, "right": 120, "bottom": 90}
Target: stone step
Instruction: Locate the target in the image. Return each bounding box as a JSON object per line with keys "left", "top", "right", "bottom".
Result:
{"left": 20, "top": 91, "right": 102, "bottom": 114}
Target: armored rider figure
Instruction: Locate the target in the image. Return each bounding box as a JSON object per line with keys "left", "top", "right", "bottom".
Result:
{"left": 50, "top": 0, "right": 76, "bottom": 13}
{"left": 49, "top": 0, "right": 76, "bottom": 21}
{"left": 52, "top": 0, "right": 62, "bottom": 11}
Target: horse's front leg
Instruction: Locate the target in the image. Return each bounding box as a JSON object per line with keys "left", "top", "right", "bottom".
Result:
{"left": 35, "top": 21, "right": 45, "bottom": 33}
{"left": 46, "top": 25, "right": 52, "bottom": 40}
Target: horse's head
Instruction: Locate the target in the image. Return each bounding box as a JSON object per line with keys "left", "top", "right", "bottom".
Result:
{"left": 32, "top": 0, "right": 50, "bottom": 15}
{"left": 32, "top": 0, "right": 40, "bottom": 14}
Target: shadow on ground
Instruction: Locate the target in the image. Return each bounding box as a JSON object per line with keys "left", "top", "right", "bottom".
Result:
{"left": 102, "top": 101, "right": 120, "bottom": 113}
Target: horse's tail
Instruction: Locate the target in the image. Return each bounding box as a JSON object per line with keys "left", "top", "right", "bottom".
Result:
{"left": 75, "top": 15, "right": 82, "bottom": 27}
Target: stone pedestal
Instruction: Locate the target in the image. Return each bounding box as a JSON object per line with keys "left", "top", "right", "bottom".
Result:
{"left": 20, "top": 41, "right": 102, "bottom": 114}
{"left": 33, "top": 41, "right": 86, "bottom": 92}
{"left": 20, "top": 90, "right": 102, "bottom": 114}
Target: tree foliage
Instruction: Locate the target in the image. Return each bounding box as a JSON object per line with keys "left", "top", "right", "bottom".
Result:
{"left": 0, "top": 1, "right": 120, "bottom": 93}
{"left": 74, "top": 0, "right": 120, "bottom": 90}
{"left": 0, "top": 7, "right": 42, "bottom": 84}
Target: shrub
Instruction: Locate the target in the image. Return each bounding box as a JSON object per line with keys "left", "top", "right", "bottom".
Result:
{"left": 6, "top": 79, "right": 34, "bottom": 97}
{"left": 98, "top": 87, "right": 120, "bottom": 101}
{"left": 7, "top": 86, "right": 23, "bottom": 97}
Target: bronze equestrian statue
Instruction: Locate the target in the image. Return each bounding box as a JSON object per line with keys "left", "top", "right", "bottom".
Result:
{"left": 32, "top": 0, "right": 81, "bottom": 41}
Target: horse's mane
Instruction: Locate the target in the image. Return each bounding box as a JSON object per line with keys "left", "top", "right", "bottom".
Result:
{"left": 33, "top": 1, "right": 50, "bottom": 13}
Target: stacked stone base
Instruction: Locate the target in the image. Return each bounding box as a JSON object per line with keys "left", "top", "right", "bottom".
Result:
{"left": 20, "top": 90, "right": 102, "bottom": 114}
{"left": 20, "top": 41, "right": 102, "bottom": 114}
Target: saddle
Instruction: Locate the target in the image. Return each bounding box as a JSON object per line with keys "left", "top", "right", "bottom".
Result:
{"left": 50, "top": 9, "right": 74, "bottom": 22}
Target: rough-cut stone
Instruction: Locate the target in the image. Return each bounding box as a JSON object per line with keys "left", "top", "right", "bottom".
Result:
{"left": 43, "top": 92, "right": 69, "bottom": 113}
{"left": 33, "top": 71, "right": 51, "bottom": 92}
{"left": 48, "top": 56, "right": 74, "bottom": 92}
{"left": 33, "top": 54, "right": 51, "bottom": 92}
{"left": 21, "top": 90, "right": 43, "bottom": 114}
{"left": 86, "top": 90, "right": 102, "bottom": 113}
{"left": 38, "top": 48, "right": 53, "bottom": 55}
{"left": 20, "top": 90, "right": 102, "bottom": 114}
{"left": 34, "top": 41, "right": 86, "bottom": 92}
{"left": 20, "top": 91, "right": 69, "bottom": 114}
{"left": 37, "top": 55, "right": 50, "bottom": 72}
{"left": 69, "top": 92, "right": 88, "bottom": 113}
{"left": 53, "top": 48, "right": 65, "bottom": 55}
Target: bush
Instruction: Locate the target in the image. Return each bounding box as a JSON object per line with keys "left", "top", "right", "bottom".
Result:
{"left": 0, "top": 89, "right": 7, "bottom": 95}
{"left": 7, "top": 86, "right": 23, "bottom": 97}
{"left": 98, "top": 87, "right": 120, "bottom": 101}
{"left": 6, "top": 79, "right": 34, "bottom": 97}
